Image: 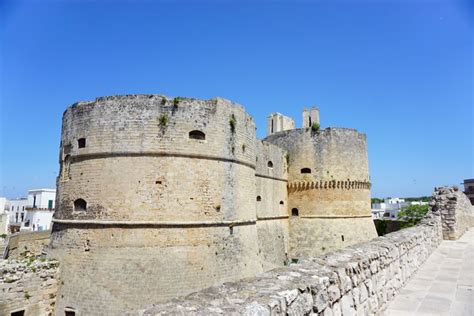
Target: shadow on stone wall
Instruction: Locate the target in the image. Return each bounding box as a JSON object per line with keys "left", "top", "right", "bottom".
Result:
{"left": 373, "top": 219, "right": 405, "bottom": 236}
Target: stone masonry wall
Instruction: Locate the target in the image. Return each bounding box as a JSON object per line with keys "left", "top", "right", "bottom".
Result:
{"left": 430, "top": 186, "right": 474, "bottom": 240}
{"left": 255, "top": 140, "right": 290, "bottom": 270}
{"left": 264, "top": 128, "right": 377, "bottom": 258}
{"left": 7, "top": 230, "right": 51, "bottom": 260}
{"left": 0, "top": 258, "right": 59, "bottom": 316}
{"left": 142, "top": 211, "right": 442, "bottom": 315}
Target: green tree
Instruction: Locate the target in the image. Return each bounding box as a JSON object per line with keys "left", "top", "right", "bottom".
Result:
{"left": 371, "top": 198, "right": 383, "bottom": 204}
{"left": 397, "top": 204, "right": 429, "bottom": 227}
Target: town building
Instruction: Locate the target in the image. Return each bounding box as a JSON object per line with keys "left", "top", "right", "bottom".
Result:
{"left": 0, "top": 197, "right": 9, "bottom": 235}
{"left": 24, "top": 189, "right": 56, "bottom": 231}
{"left": 8, "top": 198, "right": 28, "bottom": 233}
{"left": 463, "top": 179, "right": 474, "bottom": 205}
{"left": 7, "top": 189, "right": 56, "bottom": 233}
{"left": 371, "top": 197, "right": 428, "bottom": 219}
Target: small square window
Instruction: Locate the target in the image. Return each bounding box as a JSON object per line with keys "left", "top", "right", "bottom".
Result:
{"left": 78, "top": 138, "right": 86, "bottom": 148}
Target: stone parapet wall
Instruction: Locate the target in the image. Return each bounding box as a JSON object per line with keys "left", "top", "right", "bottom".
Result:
{"left": 142, "top": 213, "right": 442, "bottom": 315}
{"left": 0, "top": 258, "right": 59, "bottom": 316}
{"left": 431, "top": 186, "right": 474, "bottom": 240}
{"left": 7, "top": 230, "right": 51, "bottom": 260}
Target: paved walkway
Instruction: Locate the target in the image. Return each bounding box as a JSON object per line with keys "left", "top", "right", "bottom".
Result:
{"left": 385, "top": 229, "right": 473, "bottom": 315}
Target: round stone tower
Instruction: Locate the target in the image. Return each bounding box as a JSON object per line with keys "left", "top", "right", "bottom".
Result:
{"left": 49, "top": 95, "right": 261, "bottom": 315}
{"left": 264, "top": 127, "right": 377, "bottom": 258}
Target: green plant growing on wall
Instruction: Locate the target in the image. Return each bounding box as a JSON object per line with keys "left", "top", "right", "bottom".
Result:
{"left": 173, "top": 97, "right": 182, "bottom": 107}
{"left": 158, "top": 114, "right": 168, "bottom": 126}
{"left": 0, "top": 233, "right": 6, "bottom": 239}
{"left": 242, "top": 144, "right": 246, "bottom": 153}
{"left": 311, "top": 122, "right": 320, "bottom": 132}
{"left": 229, "top": 114, "right": 236, "bottom": 133}
{"left": 161, "top": 98, "right": 167, "bottom": 105}
{"left": 397, "top": 204, "right": 429, "bottom": 228}
{"left": 24, "top": 291, "right": 31, "bottom": 300}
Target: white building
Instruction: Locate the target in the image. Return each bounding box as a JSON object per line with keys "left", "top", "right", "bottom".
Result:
{"left": 7, "top": 189, "right": 56, "bottom": 233}
{"left": 24, "top": 189, "right": 56, "bottom": 231}
{"left": 8, "top": 198, "right": 29, "bottom": 232}
{"left": 371, "top": 197, "right": 428, "bottom": 220}
{"left": 0, "top": 197, "right": 9, "bottom": 235}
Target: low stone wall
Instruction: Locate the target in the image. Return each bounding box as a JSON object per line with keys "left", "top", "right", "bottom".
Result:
{"left": 6, "top": 230, "right": 51, "bottom": 259}
{"left": 431, "top": 186, "right": 474, "bottom": 240}
{"left": 142, "top": 212, "right": 442, "bottom": 315}
{"left": 0, "top": 257, "right": 59, "bottom": 316}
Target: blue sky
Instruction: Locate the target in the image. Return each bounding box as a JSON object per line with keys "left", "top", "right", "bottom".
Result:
{"left": 0, "top": 0, "right": 472, "bottom": 199}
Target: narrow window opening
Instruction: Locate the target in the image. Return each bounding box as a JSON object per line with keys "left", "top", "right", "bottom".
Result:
{"left": 78, "top": 138, "right": 86, "bottom": 148}
{"left": 341, "top": 235, "right": 345, "bottom": 242}
{"left": 256, "top": 196, "right": 261, "bottom": 202}
{"left": 279, "top": 201, "right": 284, "bottom": 205}
{"left": 301, "top": 168, "right": 311, "bottom": 174}
{"left": 291, "top": 208, "right": 299, "bottom": 216}
{"left": 65, "top": 311, "right": 76, "bottom": 316}
{"left": 271, "top": 119, "right": 274, "bottom": 133}
{"left": 62, "top": 155, "right": 71, "bottom": 181}
{"left": 267, "top": 161, "right": 273, "bottom": 168}
{"left": 189, "top": 130, "right": 205, "bottom": 140}
{"left": 309, "top": 116, "right": 312, "bottom": 126}
{"left": 74, "top": 199, "right": 87, "bottom": 212}
{"left": 11, "top": 311, "right": 25, "bottom": 316}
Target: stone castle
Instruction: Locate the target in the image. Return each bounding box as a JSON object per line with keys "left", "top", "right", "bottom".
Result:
{"left": 47, "top": 94, "right": 377, "bottom": 314}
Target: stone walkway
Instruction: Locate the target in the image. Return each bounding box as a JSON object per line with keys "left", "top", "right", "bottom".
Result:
{"left": 385, "top": 229, "right": 473, "bottom": 316}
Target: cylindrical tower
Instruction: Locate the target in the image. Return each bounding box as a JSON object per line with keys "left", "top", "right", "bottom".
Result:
{"left": 49, "top": 95, "right": 261, "bottom": 315}
{"left": 264, "top": 127, "right": 377, "bottom": 258}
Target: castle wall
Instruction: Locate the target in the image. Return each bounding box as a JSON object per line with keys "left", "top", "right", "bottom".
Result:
{"left": 0, "top": 258, "right": 59, "bottom": 316}
{"left": 142, "top": 211, "right": 443, "bottom": 315}
{"left": 49, "top": 95, "right": 262, "bottom": 315}
{"left": 431, "top": 186, "right": 474, "bottom": 240}
{"left": 255, "top": 141, "right": 289, "bottom": 270}
{"left": 6, "top": 230, "right": 51, "bottom": 259}
{"left": 264, "top": 128, "right": 377, "bottom": 257}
